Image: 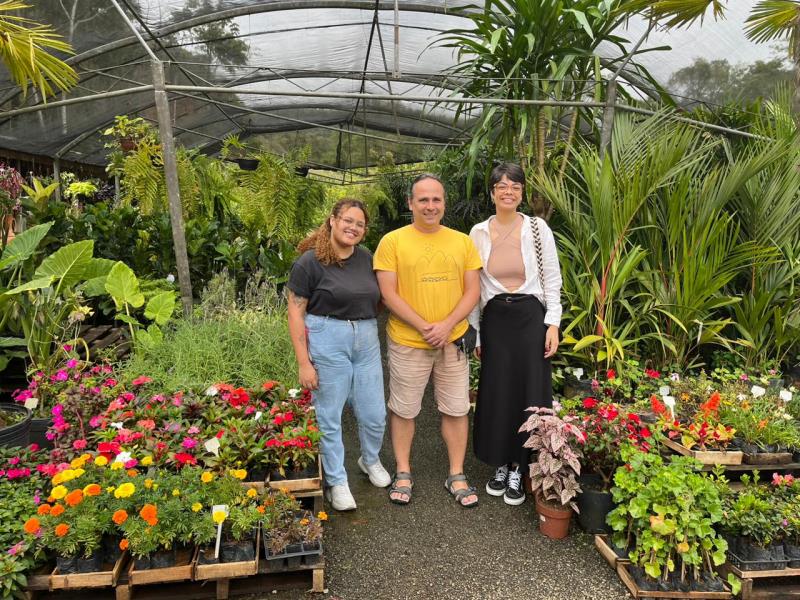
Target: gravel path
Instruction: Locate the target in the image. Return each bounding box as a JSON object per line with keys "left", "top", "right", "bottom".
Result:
{"left": 255, "top": 326, "right": 631, "bottom": 600}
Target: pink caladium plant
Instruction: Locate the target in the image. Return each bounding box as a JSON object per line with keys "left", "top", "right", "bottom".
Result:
{"left": 519, "top": 406, "right": 586, "bottom": 512}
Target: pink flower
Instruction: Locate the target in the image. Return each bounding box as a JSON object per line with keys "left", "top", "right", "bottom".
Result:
{"left": 62, "top": 344, "right": 72, "bottom": 352}
{"left": 28, "top": 443, "right": 39, "bottom": 452}
{"left": 89, "top": 415, "right": 103, "bottom": 428}
{"left": 181, "top": 438, "right": 197, "bottom": 449}
{"left": 582, "top": 398, "right": 598, "bottom": 409}
{"left": 187, "top": 426, "right": 200, "bottom": 435}
{"left": 172, "top": 396, "right": 183, "bottom": 407}
{"left": 72, "top": 439, "right": 87, "bottom": 451}
{"left": 739, "top": 373, "right": 749, "bottom": 381}
{"left": 104, "top": 378, "right": 118, "bottom": 387}
{"left": 132, "top": 376, "right": 152, "bottom": 386}
{"left": 53, "top": 370, "right": 68, "bottom": 382}
{"left": 123, "top": 459, "right": 138, "bottom": 469}
{"left": 8, "top": 457, "right": 19, "bottom": 466}
{"left": 66, "top": 359, "right": 78, "bottom": 369}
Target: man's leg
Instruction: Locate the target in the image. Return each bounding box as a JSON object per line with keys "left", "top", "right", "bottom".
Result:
{"left": 386, "top": 339, "right": 433, "bottom": 502}
{"left": 434, "top": 344, "right": 478, "bottom": 505}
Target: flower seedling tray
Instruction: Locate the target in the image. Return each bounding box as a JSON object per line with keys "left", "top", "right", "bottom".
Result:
{"left": 50, "top": 552, "right": 128, "bottom": 590}
{"left": 725, "top": 549, "right": 791, "bottom": 573}
{"left": 194, "top": 527, "right": 260, "bottom": 580}
{"left": 266, "top": 456, "right": 322, "bottom": 492}
{"left": 743, "top": 451, "right": 793, "bottom": 465}
{"left": 126, "top": 546, "right": 197, "bottom": 586}
{"left": 719, "top": 561, "right": 800, "bottom": 600}
{"left": 662, "top": 438, "right": 743, "bottom": 466}
{"left": 595, "top": 535, "right": 630, "bottom": 569}
{"left": 616, "top": 563, "right": 733, "bottom": 599}
{"left": 262, "top": 541, "right": 324, "bottom": 573}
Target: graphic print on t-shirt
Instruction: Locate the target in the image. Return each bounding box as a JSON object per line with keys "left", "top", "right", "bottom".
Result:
{"left": 417, "top": 247, "right": 460, "bottom": 285}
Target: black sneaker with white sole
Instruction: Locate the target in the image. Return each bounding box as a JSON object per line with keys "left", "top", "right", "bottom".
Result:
{"left": 486, "top": 465, "right": 509, "bottom": 496}
{"left": 503, "top": 468, "right": 526, "bottom": 505}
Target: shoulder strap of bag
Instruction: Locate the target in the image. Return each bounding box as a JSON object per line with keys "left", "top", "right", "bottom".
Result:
{"left": 529, "top": 216, "right": 546, "bottom": 308}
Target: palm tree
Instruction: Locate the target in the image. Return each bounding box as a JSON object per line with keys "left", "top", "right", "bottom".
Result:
{"left": 0, "top": 0, "right": 77, "bottom": 100}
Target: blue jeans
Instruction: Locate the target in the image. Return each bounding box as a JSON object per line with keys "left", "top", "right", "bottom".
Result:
{"left": 306, "top": 313, "right": 386, "bottom": 486}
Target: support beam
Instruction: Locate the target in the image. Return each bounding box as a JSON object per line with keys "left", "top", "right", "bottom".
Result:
{"left": 152, "top": 61, "right": 194, "bottom": 317}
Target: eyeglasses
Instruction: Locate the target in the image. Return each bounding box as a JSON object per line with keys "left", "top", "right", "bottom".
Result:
{"left": 494, "top": 183, "right": 523, "bottom": 193}
{"left": 337, "top": 216, "right": 367, "bottom": 230}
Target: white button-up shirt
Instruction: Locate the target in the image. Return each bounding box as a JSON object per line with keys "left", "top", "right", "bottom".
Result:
{"left": 468, "top": 214, "right": 562, "bottom": 346}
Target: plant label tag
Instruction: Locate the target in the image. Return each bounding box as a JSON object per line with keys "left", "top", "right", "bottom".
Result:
{"left": 204, "top": 438, "right": 221, "bottom": 456}
{"left": 254, "top": 411, "right": 262, "bottom": 421}
{"left": 659, "top": 386, "right": 670, "bottom": 397}
{"left": 780, "top": 390, "right": 792, "bottom": 402}
{"left": 24, "top": 397, "right": 39, "bottom": 410}
{"left": 212, "top": 504, "right": 229, "bottom": 559}
{"left": 573, "top": 368, "right": 584, "bottom": 380}
{"left": 663, "top": 396, "right": 676, "bottom": 420}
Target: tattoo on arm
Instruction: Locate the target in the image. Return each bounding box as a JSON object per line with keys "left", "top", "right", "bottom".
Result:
{"left": 288, "top": 290, "right": 308, "bottom": 309}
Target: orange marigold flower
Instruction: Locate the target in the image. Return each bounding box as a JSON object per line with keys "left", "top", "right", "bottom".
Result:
{"left": 65, "top": 489, "right": 84, "bottom": 507}
{"left": 139, "top": 504, "right": 158, "bottom": 526}
{"left": 84, "top": 484, "right": 102, "bottom": 497}
{"left": 54, "top": 523, "right": 70, "bottom": 537}
{"left": 112, "top": 510, "right": 129, "bottom": 525}
{"left": 256, "top": 506, "right": 265, "bottom": 514}
{"left": 24, "top": 518, "right": 41, "bottom": 534}
{"left": 37, "top": 504, "right": 52, "bottom": 516}
{"left": 50, "top": 504, "right": 65, "bottom": 517}
{"left": 126, "top": 469, "right": 138, "bottom": 477}
{"left": 119, "top": 539, "right": 129, "bottom": 551}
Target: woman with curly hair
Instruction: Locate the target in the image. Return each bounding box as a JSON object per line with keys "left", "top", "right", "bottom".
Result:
{"left": 287, "top": 199, "right": 390, "bottom": 511}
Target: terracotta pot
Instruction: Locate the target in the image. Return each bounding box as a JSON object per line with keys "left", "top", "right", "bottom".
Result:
{"left": 535, "top": 495, "right": 572, "bottom": 539}
{"left": 3, "top": 214, "right": 15, "bottom": 244}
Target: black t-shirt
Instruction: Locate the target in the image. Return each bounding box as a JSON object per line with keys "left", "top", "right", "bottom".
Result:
{"left": 287, "top": 247, "right": 380, "bottom": 320}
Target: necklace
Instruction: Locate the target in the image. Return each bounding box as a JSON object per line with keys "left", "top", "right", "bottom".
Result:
{"left": 492, "top": 214, "right": 520, "bottom": 245}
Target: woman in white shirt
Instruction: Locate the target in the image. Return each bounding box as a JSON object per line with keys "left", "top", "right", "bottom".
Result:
{"left": 468, "top": 162, "right": 562, "bottom": 506}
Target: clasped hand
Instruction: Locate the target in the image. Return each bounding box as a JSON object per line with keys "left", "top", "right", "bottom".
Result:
{"left": 420, "top": 321, "right": 452, "bottom": 349}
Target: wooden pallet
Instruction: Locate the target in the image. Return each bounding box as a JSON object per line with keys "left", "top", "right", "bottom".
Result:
{"left": 194, "top": 529, "right": 261, "bottom": 599}
{"left": 616, "top": 563, "right": 733, "bottom": 599}
{"left": 743, "top": 452, "right": 793, "bottom": 465}
{"left": 719, "top": 561, "right": 800, "bottom": 599}
{"left": 50, "top": 553, "right": 128, "bottom": 590}
{"left": 115, "top": 548, "right": 197, "bottom": 599}
{"left": 662, "top": 438, "right": 743, "bottom": 465}
{"left": 266, "top": 457, "right": 322, "bottom": 492}
{"left": 595, "top": 534, "right": 630, "bottom": 569}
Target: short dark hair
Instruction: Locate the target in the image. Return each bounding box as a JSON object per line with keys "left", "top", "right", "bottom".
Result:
{"left": 408, "top": 173, "right": 445, "bottom": 199}
{"left": 489, "top": 163, "right": 525, "bottom": 195}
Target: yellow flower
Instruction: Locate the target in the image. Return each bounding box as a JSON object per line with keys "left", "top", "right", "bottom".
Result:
{"left": 230, "top": 469, "right": 247, "bottom": 480}
{"left": 212, "top": 510, "right": 227, "bottom": 525}
{"left": 73, "top": 468, "right": 85, "bottom": 478}
{"left": 95, "top": 456, "right": 109, "bottom": 467}
{"left": 51, "top": 472, "right": 64, "bottom": 486}
{"left": 55, "top": 469, "right": 75, "bottom": 484}
{"left": 172, "top": 488, "right": 181, "bottom": 497}
{"left": 81, "top": 453, "right": 92, "bottom": 462}
{"left": 144, "top": 478, "right": 153, "bottom": 489}
{"left": 106, "top": 486, "right": 116, "bottom": 493}
{"left": 110, "top": 462, "right": 123, "bottom": 471}
{"left": 200, "top": 472, "right": 214, "bottom": 484}
{"left": 114, "top": 482, "right": 136, "bottom": 499}
{"left": 152, "top": 484, "right": 159, "bottom": 490}
{"left": 317, "top": 511, "right": 328, "bottom": 521}
{"left": 70, "top": 456, "right": 87, "bottom": 469}
{"left": 51, "top": 485, "right": 68, "bottom": 500}
{"left": 300, "top": 518, "right": 309, "bottom": 526}
{"left": 246, "top": 488, "right": 258, "bottom": 498}
{"left": 191, "top": 502, "right": 202, "bottom": 512}
{"left": 141, "top": 456, "right": 153, "bottom": 467}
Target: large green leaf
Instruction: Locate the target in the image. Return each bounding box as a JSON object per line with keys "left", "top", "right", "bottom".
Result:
{"left": 83, "top": 276, "right": 109, "bottom": 298}
{"left": 0, "top": 222, "right": 52, "bottom": 270}
{"left": 34, "top": 239, "right": 93, "bottom": 292}
{"left": 105, "top": 262, "right": 144, "bottom": 309}
{"left": 3, "top": 276, "right": 54, "bottom": 295}
{"left": 83, "top": 257, "right": 117, "bottom": 279}
{"left": 144, "top": 291, "right": 176, "bottom": 326}
{"left": 0, "top": 336, "right": 25, "bottom": 347}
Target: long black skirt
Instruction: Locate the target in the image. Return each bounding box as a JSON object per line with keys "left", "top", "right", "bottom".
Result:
{"left": 473, "top": 294, "right": 552, "bottom": 468}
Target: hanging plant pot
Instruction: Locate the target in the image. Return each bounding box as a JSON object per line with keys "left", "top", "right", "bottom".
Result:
{"left": 119, "top": 137, "right": 138, "bottom": 153}
{"left": 0, "top": 404, "right": 31, "bottom": 448}
{"left": 535, "top": 495, "right": 572, "bottom": 539}
{"left": 233, "top": 158, "right": 259, "bottom": 171}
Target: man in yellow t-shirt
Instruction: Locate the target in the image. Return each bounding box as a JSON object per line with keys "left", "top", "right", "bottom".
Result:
{"left": 373, "top": 173, "right": 482, "bottom": 508}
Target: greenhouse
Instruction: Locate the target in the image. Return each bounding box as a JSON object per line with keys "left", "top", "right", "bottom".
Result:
{"left": 0, "top": 0, "right": 799, "bottom": 598}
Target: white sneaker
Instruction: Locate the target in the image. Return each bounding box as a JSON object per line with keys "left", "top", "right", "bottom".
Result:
{"left": 324, "top": 483, "right": 357, "bottom": 511}
{"left": 358, "top": 457, "right": 392, "bottom": 488}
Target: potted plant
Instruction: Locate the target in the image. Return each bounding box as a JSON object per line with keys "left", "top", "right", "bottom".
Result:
{"left": 518, "top": 405, "right": 585, "bottom": 539}
{"left": 577, "top": 398, "right": 653, "bottom": 533}
{"left": 220, "top": 135, "right": 258, "bottom": 171}
{"left": 0, "top": 404, "right": 31, "bottom": 448}
{"left": 0, "top": 163, "right": 23, "bottom": 247}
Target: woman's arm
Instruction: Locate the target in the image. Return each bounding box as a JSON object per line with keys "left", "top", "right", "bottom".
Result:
{"left": 286, "top": 290, "right": 318, "bottom": 390}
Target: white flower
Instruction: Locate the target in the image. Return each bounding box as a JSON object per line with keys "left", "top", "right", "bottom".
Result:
{"left": 288, "top": 388, "right": 300, "bottom": 398}
{"left": 205, "top": 386, "right": 218, "bottom": 396}
{"left": 780, "top": 390, "right": 793, "bottom": 402}
{"left": 166, "top": 274, "right": 175, "bottom": 283}
{"left": 573, "top": 368, "right": 584, "bottom": 380}
{"left": 751, "top": 385, "right": 766, "bottom": 398}
{"left": 783, "top": 413, "right": 793, "bottom": 420}
{"left": 114, "top": 451, "right": 132, "bottom": 464}
{"left": 110, "top": 421, "right": 123, "bottom": 430}
{"left": 670, "top": 373, "right": 680, "bottom": 382}
{"left": 737, "top": 394, "right": 746, "bottom": 401}
{"left": 659, "top": 385, "right": 671, "bottom": 397}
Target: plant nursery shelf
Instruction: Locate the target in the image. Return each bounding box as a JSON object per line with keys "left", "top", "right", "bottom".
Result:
{"left": 698, "top": 461, "right": 800, "bottom": 472}
{"left": 719, "top": 562, "right": 800, "bottom": 600}
{"left": 742, "top": 452, "right": 793, "bottom": 465}
{"left": 266, "top": 457, "right": 322, "bottom": 493}
{"left": 662, "top": 438, "right": 743, "bottom": 465}
{"left": 616, "top": 563, "right": 733, "bottom": 599}
{"left": 50, "top": 552, "right": 129, "bottom": 590}
{"left": 595, "top": 534, "right": 630, "bottom": 569}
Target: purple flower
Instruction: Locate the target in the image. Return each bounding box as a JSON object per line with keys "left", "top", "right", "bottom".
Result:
{"left": 53, "top": 370, "right": 68, "bottom": 382}
{"left": 66, "top": 359, "right": 78, "bottom": 369}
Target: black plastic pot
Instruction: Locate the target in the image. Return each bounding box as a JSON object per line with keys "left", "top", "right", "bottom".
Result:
{"left": 576, "top": 488, "right": 614, "bottom": 533}
{"left": 135, "top": 548, "right": 176, "bottom": 570}
{"left": 57, "top": 550, "right": 102, "bottom": 574}
{"left": 0, "top": 404, "right": 31, "bottom": 448}
{"left": 221, "top": 540, "right": 255, "bottom": 563}
{"left": 197, "top": 547, "right": 219, "bottom": 565}
{"left": 29, "top": 417, "right": 53, "bottom": 450}
{"left": 736, "top": 540, "right": 787, "bottom": 571}
{"left": 233, "top": 158, "right": 259, "bottom": 171}
{"left": 246, "top": 465, "right": 268, "bottom": 483}
{"left": 101, "top": 534, "right": 123, "bottom": 564}
{"left": 785, "top": 541, "right": 800, "bottom": 568}
{"left": 287, "top": 465, "right": 317, "bottom": 480}
{"left": 563, "top": 377, "right": 594, "bottom": 400}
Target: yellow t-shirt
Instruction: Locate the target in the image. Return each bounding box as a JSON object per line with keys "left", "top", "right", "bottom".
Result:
{"left": 373, "top": 225, "right": 483, "bottom": 349}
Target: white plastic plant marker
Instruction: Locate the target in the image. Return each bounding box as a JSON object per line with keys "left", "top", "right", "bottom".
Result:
{"left": 204, "top": 437, "right": 221, "bottom": 456}
{"left": 659, "top": 386, "right": 670, "bottom": 397}
{"left": 23, "top": 397, "right": 38, "bottom": 410}
{"left": 254, "top": 411, "right": 262, "bottom": 421}
{"left": 663, "top": 396, "right": 676, "bottom": 420}
{"left": 574, "top": 368, "right": 584, "bottom": 380}
{"left": 780, "top": 390, "right": 792, "bottom": 402}
{"left": 751, "top": 385, "right": 766, "bottom": 398}
{"left": 212, "top": 504, "right": 229, "bottom": 559}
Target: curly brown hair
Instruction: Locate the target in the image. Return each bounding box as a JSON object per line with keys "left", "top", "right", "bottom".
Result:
{"left": 297, "top": 199, "right": 369, "bottom": 266}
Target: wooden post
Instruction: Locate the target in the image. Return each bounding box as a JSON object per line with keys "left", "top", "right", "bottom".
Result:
{"left": 151, "top": 60, "right": 193, "bottom": 316}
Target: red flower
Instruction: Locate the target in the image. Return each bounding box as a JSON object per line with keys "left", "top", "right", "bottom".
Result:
{"left": 650, "top": 395, "right": 667, "bottom": 416}
{"left": 98, "top": 441, "right": 121, "bottom": 456}
{"left": 227, "top": 387, "right": 250, "bottom": 408}
{"left": 215, "top": 430, "right": 224, "bottom": 439}
{"left": 644, "top": 368, "right": 660, "bottom": 379}
{"left": 174, "top": 453, "right": 197, "bottom": 466}
{"left": 627, "top": 413, "right": 641, "bottom": 425}
{"left": 639, "top": 427, "right": 652, "bottom": 438}
{"left": 582, "top": 398, "right": 598, "bottom": 410}
{"left": 606, "top": 369, "right": 616, "bottom": 380}
{"left": 131, "top": 376, "right": 152, "bottom": 386}
{"left": 262, "top": 381, "right": 276, "bottom": 391}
